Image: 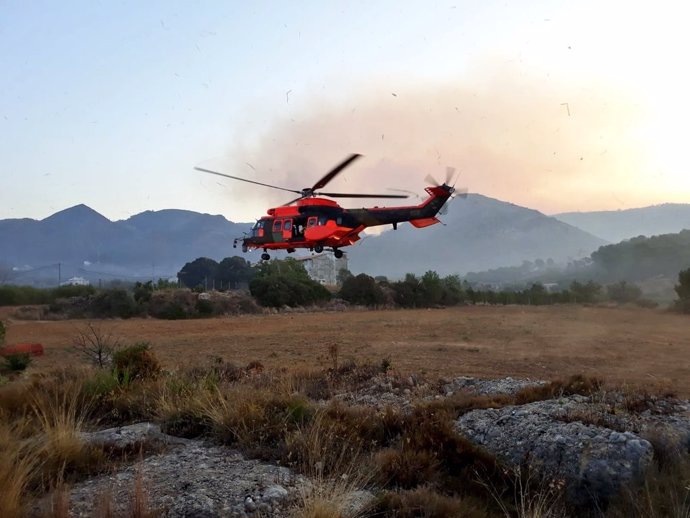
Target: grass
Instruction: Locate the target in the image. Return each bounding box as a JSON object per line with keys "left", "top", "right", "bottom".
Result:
{"left": 0, "top": 336, "right": 688, "bottom": 517}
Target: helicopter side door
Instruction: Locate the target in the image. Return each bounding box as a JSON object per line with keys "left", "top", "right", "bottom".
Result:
{"left": 271, "top": 219, "right": 284, "bottom": 242}
{"left": 282, "top": 219, "right": 293, "bottom": 240}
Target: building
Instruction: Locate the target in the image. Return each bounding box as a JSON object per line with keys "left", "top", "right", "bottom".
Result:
{"left": 60, "top": 276, "right": 90, "bottom": 286}
{"left": 297, "top": 252, "right": 348, "bottom": 285}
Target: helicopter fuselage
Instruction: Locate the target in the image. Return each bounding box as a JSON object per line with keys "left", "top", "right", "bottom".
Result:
{"left": 236, "top": 184, "right": 454, "bottom": 255}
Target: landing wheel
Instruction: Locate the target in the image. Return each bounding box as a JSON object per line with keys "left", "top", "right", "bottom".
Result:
{"left": 314, "top": 244, "right": 324, "bottom": 254}
{"left": 242, "top": 244, "right": 248, "bottom": 253}
{"left": 261, "top": 253, "right": 270, "bottom": 261}
{"left": 334, "top": 249, "right": 344, "bottom": 259}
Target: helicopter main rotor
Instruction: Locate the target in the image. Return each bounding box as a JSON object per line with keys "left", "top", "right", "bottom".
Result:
{"left": 195, "top": 153, "right": 409, "bottom": 205}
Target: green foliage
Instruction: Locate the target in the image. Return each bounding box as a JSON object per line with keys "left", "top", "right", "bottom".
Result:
{"left": 112, "top": 342, "right": 161, "bottom": 381}
{"left": 591, "top": 230, "right": 690, "bottom": 281}
{"left": 217, "top": 256, "right": 255, "bottom": 289}
{"left": 178, "top": 257, "right": 219, "bottom": 289}
{"left": 339, "top": 273, "right": 385, "bottom": 306}
{"left": 250, "top": 275, "right": 331, "bottom": 308}
{"left": 255, "top": 257, "right": 310, "bottom": 280}
{"left": 569, "top": 280, "right": 602, "bottom": 303}
{"left": 675, "top": 267, "right": 690, "bottom": 313}
{"left": 337, "top": 268, "right": 354, "bottom": 285}
{"left": 133, "top": 281, "right": 154, "bottom": 303}
{"left": 0, "top": 320, "right": 5, "bottom": 346}
{"left": 90, "top": 289, "right": 138, "bottom": 318}
{"left": 0, "top": 284, "right": 93, "bottom": 307}
{"left": 3, "top": 353, "right": 32, "bottom": 372}
{"left": 607, "top": 281, "right": 642, "bottom": 303}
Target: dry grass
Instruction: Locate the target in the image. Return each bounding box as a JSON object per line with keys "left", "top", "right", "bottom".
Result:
{"left": 6, "top": 305, "right": 690, "bottom": 396}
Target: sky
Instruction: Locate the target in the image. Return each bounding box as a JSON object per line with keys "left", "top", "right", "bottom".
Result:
{"left": 1, "top": 0, "right": 689, "bottom": 222}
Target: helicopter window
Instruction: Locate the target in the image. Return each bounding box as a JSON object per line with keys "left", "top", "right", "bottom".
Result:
{"left": 272, "top": 219, "right": 283, "bottom": 232}
{"left": 336, "top": 217, "right": 342, "bottom": 225}
{"left": 284, "top": 219, "right": 292, "bottom": 231}
{"left": 318, "top": 215, "right": 327, "bottom": 225}
{"left": 307, "top": 216, "right": 317, "bottom": 227}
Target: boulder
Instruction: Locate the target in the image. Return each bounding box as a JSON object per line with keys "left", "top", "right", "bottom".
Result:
{"left": 455, "top": 396, "right": 654, "bottom": 508}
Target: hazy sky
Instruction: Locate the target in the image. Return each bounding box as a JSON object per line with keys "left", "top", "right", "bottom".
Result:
{"left": 2, "top": 1, "right": 689, "bottom": 222}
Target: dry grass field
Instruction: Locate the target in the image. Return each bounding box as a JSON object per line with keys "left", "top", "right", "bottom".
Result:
{"left": 4, "top": 304, "right": 690, "bottom": 396}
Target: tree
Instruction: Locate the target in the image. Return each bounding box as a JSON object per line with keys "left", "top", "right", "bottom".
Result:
{"left": 337, "top": 268, "right": 354, "bottom": 286}
{"left": 420, "top": 270, "right": 443, "bottom": 306}
{"left": 217, "top": 256, "right": 255, "bottom": 290}
{"left": 250, "top": 258, "right": 330, "bottom": 307}
{"left": 569, "top": 280, "right": 602, "bottom": 303}
{"left": 339, "top": 274, "right": 385, "bottom": 306}
{"left": 675, "top": 268, "right": 690, "bottom": 313}
{"left": 178, "top": 257, "right": 219, "bottom": 289}
{"left": 72, "top": 323, "right": 121, "bottom": 368}
{"left": 606, "top": 281, "right": 642, "bottom": 304}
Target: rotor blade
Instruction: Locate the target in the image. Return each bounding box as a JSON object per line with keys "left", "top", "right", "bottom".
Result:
{"left": 194, "top": 167, "right": 301, "bottom": 194}
{"left": 445, "top": 166, "right": 456, "bottom": 185}
{"left": 317, "top": 192, "right": 408, "bottom": 199}
{"left": 311, "top": 153, "right": 362, "bottom": 190}
{"left": 425, "top": 174, "right": 440, "bottom": 187}
{"left": 282, "top": 195, "right": 306, "bottom": 206}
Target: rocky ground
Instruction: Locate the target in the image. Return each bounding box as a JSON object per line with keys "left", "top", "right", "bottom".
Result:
{"left": 33, "top": 375, "right": 690, "bottom": 517}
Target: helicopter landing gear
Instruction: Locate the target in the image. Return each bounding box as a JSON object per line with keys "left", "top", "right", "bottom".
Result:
{"left": 261, "top": 252, "right": 270, "bottom": 261}
{"left": 242, "top": 244, "right": 248, "bottom": 253}
{"left": 334, "top": 249, "right": 344, "bottom": 259}
{"left": 314, "top": 244, "right": 324, "bottom": 254}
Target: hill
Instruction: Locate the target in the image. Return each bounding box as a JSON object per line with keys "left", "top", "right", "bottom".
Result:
{"left": 0, "top": 205, "right": 253, "bottom": 284}
{"left": 347, "top": 194, "right": 606, "bottom": 278}
{"left": 554, "top": 203, "right": 690, "bottom": 243}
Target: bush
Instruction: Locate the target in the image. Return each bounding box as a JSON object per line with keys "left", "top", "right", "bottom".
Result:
{"left": 3, "top": 353, "right": 32, "bottom": 372}
{"left": 339, "top": 274, "right": 385, "bottom": 306}
{"left": 250, "top": 275, "right": 331, "bottom": 308}
{"left": 0, "top": 320, "right": 5, "bottom": 346}
{"left": 112, "top": 343, "right": 161, "bottom": 381}
{"left": 89, "top": 289, "right": 139, "bottom": 319}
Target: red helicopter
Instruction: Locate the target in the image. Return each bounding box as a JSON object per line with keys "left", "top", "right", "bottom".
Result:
{"left": 195, "top": 154, "right": 464, "bottom": 260}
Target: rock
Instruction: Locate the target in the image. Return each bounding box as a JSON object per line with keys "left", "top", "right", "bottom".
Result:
{"left": 244, "top": 496, "right": 256, "bottom": 512}
{"left": 443, "top": 376, "right": 546, "bottom": 397}
{"left": 342, "top": 489, "right": 375, "bottom": 516}
{"left": 455, "top": 396, "right": 654, "bottom": 508}
{"left": 82, "top": 422, "right": 190, "bottom": 452}
{"left": 261, "top": 484, "right": 289, "bottom": 502}
{"left": 64, "top": 427, "right": 297, "bottom": 518}
{"left": 167, "top": 493, "right": 215, "bottom": 518}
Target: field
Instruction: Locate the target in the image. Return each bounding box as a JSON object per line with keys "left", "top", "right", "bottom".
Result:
{"left": 5, "top": 304, "right": 690, "bottom": 396}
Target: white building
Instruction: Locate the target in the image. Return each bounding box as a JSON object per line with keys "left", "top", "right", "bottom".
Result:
{"left": 297, "top": 253, "right": 348, "bottom": 285}
{"left": 60, "top": 276, "right": 90, "bottom": 286}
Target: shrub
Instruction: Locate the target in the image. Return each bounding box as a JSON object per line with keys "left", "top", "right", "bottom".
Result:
{"left": 0, "top": 320, "right": 5, "bottom": 345}
{"left": 89, "top": 289, "right": 139, "bottom": 319}
{"left": 338, "top": 274, "right": 385, "bottom": 306}
{"left": 3, "top": 353, "right": 32, "bottom": 372}
{"left": 112, "top": 343, "right": 161, "bottom": 381}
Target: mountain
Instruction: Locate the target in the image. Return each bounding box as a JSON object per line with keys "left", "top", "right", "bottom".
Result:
{"left": 554, "top": 204, "right": 690, "bottom": 243}
{"left": 347, "top": 194, "right": 607, "bottom": 278}
{"left": 0, "top": 205, "right": 253, "bottom": 284}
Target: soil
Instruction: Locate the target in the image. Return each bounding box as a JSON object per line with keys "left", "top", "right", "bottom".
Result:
{"left": 3, "top": 305, "right": 690, "bottom": 396}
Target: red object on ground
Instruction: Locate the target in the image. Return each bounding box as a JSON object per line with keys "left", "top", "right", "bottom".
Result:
{"left": 0, "top": 343, "right": 44, "bottom": 357}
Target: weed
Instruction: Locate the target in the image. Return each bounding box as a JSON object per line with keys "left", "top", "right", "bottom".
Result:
{"left": 112, "top": 343, "right": 161, "bottom": 382}
{"left": 373, "top": 487, "right": 488, "bottom": 518}
{"left": 3, "top": 353, "right": 32, "bottom": 372}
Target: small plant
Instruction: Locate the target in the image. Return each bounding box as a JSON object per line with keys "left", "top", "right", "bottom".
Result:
{"left": 72, "top": 323, "right": 120, "bottom": 368}
{"left": 328, "top": 343, "right": 339, "bottom": 371}
{"left": 3, "top": 353, "right": 32, "bottom": 372}
{"left": 380, "top": 356, "right": 392, "bottom": 373}
{"left": 112, "top": 343, "right": 161, "bottom": 382}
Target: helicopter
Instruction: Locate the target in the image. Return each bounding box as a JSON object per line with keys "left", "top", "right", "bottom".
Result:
{"left": 195, "top": 154, "right": 465, "bottom": 261}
